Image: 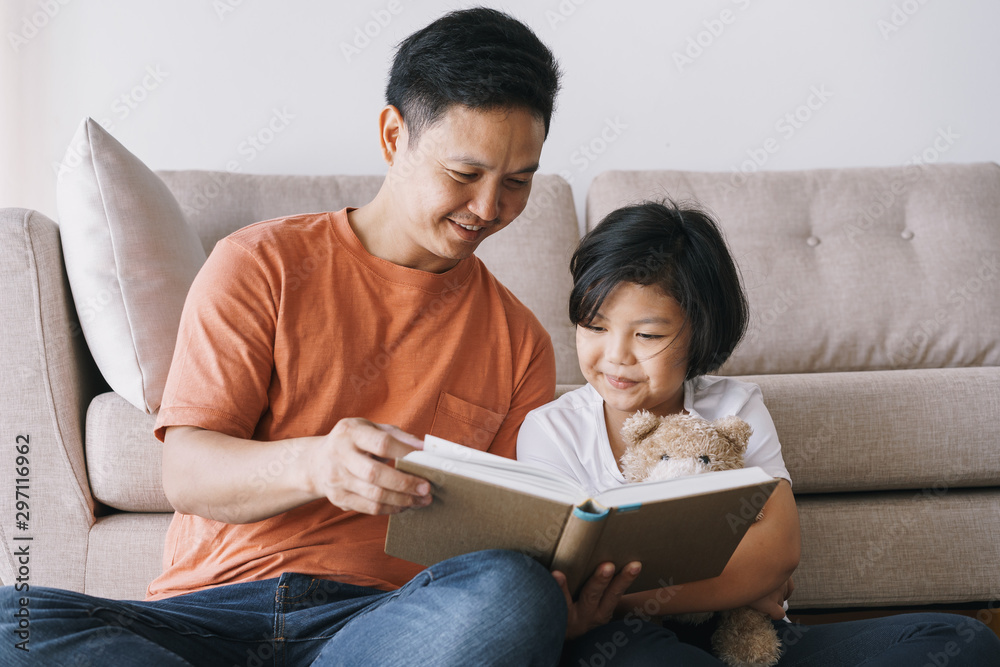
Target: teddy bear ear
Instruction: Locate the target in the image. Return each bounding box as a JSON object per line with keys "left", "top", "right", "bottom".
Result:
{"left": 621, "top": 410, "right": 660, "bottom": 446}
{"left": 713, "top": 416, "right": 753, "bottom": 453}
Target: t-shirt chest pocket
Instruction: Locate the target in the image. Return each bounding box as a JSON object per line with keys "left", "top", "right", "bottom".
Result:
{"left": 427, "top": 392, "right": 506, "bottom": 450}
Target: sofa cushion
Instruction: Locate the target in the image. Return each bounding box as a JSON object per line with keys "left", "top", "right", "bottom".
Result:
{"left": 586, "top": 165, "right": 1000, "bottom": 375}
{"left": 86, "top": 513, "right": 172, "bottom": 600}
{"left": 87, "top": 392, "right": 171, "bottom": 512}
{"left": 794, "top": 489, "right": 1000, "bottom": 608}
{"left": 749, "top": 366, "right": 1000, "bottom": 493}
{"left": 56, "top": 119, "right": 207, "bottom": 414}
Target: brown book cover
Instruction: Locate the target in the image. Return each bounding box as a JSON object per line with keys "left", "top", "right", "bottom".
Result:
{"left": 385, "top": 436, "right": 777, "bottom": 595}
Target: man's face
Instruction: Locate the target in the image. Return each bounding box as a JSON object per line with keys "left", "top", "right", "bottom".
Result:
{"left": 384, "top": 104, "right": 546, "bottom": 273}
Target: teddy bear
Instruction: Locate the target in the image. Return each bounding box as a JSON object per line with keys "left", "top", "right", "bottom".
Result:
{"left": 619, "top": 410, "right": 782, "bottom": 667}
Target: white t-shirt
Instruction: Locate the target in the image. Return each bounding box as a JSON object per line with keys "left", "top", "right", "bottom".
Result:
{"left": 516, "top": 376, "right": 791, "bottom": 497}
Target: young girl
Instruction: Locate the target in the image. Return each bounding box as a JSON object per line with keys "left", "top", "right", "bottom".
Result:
{"left": 517, "top": 200, "right": 1000, "bottom": 665}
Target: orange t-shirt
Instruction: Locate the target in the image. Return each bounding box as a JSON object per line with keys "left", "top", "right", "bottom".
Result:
{"left": 147, "top": 209, "right": 555, "bottom": 600}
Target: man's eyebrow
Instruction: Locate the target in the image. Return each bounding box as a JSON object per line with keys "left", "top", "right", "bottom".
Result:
{"left": 447, "top": 156, "right": 539, "bottom": 174}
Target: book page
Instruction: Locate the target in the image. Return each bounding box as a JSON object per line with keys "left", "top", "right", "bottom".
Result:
{"left": 593, "top": 467, "right": 775, "bottom": 508}
{"left": 403, "top": 435, "right": 586, "bottom": 503}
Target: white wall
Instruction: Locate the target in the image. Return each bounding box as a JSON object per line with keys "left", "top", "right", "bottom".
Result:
{"left": 4, "top": 0, "right": 997, "bottom": 225}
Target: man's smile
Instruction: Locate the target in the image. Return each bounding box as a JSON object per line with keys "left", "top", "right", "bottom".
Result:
{"left": 448, "top": 217, "right": 489, "bottom": 241}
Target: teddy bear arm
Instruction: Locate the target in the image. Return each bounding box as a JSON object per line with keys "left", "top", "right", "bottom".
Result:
{"left": 620, "top": 409, "right": 661, "bottom": 446}
{"left": 713, "top": 416, "right": 753, "bottom": 456}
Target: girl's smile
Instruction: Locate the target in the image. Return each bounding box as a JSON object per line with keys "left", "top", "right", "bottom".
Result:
{"left": 605, "top": 375, "right": 640, "bottom": 389}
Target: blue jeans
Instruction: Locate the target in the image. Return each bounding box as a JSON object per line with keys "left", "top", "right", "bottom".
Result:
{"left": 0, "top": 549, "right": 566, "bottom": 666}
{"left": 563, "top": 612, "right": 1000, "bottom": 666}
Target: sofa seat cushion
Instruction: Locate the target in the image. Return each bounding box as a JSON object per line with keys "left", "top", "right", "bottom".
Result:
{"left": 87, "top": 392, "right": 172, "bottom": 512}
{"left": 794, "top": 489, "right": 1000, "bottom": 608}
{"left": 86, "top": 512, "right": 173, "bottom": 601}
{"left": 750, "top": 366, "right": 1000, "bottom": 493}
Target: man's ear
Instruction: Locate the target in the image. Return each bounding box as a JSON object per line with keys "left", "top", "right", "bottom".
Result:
{"left": 621, "top": 410, "right": 660, "bottom": 447}
{"left": 378, "top": 105, "right": 406, "bottom": 165}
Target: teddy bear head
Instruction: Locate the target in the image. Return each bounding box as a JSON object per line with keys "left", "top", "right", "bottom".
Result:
{"left": 618, "top": 410, "right": 753, "bottom": 484}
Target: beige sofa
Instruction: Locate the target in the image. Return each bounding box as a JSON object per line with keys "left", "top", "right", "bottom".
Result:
{"left": 2, "top": 120, "right": 998, "bottom": 613}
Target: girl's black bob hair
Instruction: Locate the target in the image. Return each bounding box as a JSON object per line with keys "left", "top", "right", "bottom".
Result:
{"left": 569, "top": 199, "right": 749, "bottom": 380}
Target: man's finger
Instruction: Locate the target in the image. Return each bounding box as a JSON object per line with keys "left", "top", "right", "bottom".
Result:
{"left": 346, "top": 476, "right": 432, "bottom": 510}
{"left": 341, "top": 419, "right": 421, "bottom": 461}
{"left": 362, "top": 428, "right": 421, "bottom": 460}
{"left": 375, "top": 423, "right": 424, "bottom": 449}
{"left": 343, "top": 450, "right": 431, "bottom": 498}
{"left": 337, "top": 491, "right": 415, "bottom": 516}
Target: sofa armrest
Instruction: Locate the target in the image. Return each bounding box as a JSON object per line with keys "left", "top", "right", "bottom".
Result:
{"left": 0, "top": 208, "right": 102, "bottom": 592}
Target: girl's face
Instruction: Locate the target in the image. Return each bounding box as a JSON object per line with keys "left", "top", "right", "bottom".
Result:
{"left": 576, "top": 282, "right": 691, "bottom": 423}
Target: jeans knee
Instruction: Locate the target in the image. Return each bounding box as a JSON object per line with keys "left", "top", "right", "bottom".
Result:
{"left": 433, "top": 549, "right": 566, "bottom": 640}
{"left": 477, "top": 550, "right": 567, "bottom": 658}
{"left": 465, "top": 550, "right": 562, "bottom": 601}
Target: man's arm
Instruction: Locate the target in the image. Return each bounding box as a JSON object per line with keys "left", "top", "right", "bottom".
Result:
{"left": 161, "top": 419, "right": 432, "bottom": 524}
{"left": 615, "top": 479, "right": 800, "bottom": 617}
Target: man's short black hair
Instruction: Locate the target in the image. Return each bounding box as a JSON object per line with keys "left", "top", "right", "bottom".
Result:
{"left": 386, "top": 7, "right": 561, "bottom": 143}
{"left": 569, "top": 200, "right": 749, "bottom": 380}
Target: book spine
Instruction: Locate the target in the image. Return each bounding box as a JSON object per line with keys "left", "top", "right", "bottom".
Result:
{"left": 551, "top": 501, "right": 609, "bottom": 597}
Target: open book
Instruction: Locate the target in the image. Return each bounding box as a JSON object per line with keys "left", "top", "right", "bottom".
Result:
{"left": 385, "top": 435, "right": 778, "bottom": 595}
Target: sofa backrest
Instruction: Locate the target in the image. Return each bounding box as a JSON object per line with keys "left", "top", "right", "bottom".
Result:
{"left": 158, "top": 170, "right": 584, "bottom": 385}
{"left": 586, "top": 163, "right": 1000, "bottom": 376}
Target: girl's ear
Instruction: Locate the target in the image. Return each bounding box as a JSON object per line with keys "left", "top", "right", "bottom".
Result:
{"left": 621, "top": 410, "right": 660, "bottom": 446}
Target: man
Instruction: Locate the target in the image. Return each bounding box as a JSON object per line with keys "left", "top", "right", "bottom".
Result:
{"left": 0, "top": 8, "right": 637, "bottom": 666}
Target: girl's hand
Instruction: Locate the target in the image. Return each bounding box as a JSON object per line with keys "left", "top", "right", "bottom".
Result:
{"left": 555, "top": 561, "right": 642, "bottom": 640}
{"left": 748, "top": 576, "right": 794, "bottom": 620}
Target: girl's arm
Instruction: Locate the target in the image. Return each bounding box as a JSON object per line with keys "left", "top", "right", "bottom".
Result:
{"left": 615, "top": 478, "right": 800, "bottom": 617}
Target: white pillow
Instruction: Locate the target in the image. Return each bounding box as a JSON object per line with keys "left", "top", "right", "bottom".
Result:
{"left": 57, "top": 118, "right": 207, "bottom": 414}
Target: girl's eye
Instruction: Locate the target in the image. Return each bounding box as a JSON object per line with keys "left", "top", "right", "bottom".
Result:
{"left": 637, "top": 333, "right": 663, "bottom": 340}
{"left": 582, "top": 324, "right": 605, "bottom": 333}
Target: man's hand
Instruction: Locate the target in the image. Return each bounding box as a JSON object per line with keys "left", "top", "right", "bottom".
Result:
{"left": 308, "top": 418, "right": 432, "bottom": 515}
{"left": 555, "top": 561, "right": 642, "bottom": 640}
{"left": 748, "top": 576, "right": 794, "bottom": 620}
